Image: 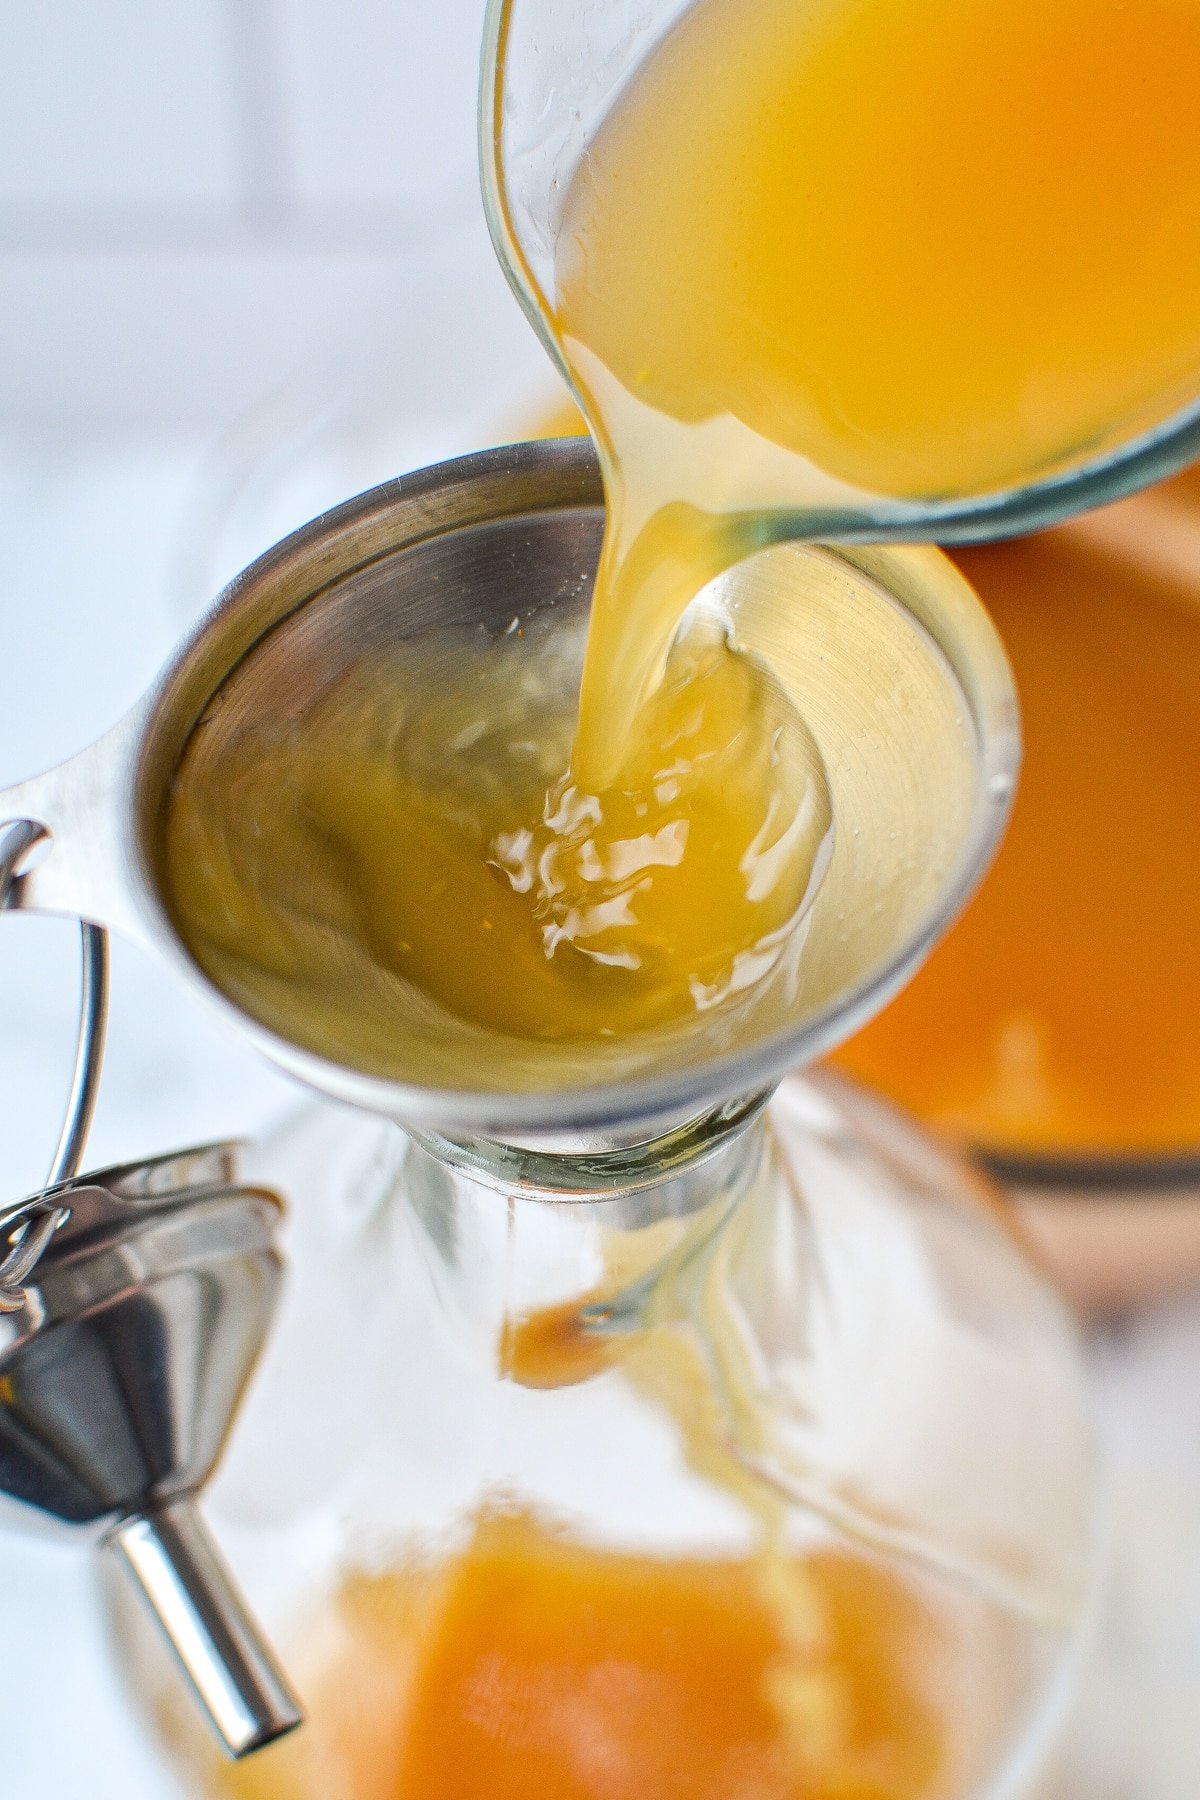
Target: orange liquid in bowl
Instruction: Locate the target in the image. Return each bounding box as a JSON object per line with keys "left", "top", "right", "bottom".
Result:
{"left": 836, "top": 468, "right": 1200, "bottom": 1158}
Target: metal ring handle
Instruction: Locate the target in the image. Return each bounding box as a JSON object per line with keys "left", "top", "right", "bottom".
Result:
{"left": 0, "top": 818, "right": 109, "bottom": 1310}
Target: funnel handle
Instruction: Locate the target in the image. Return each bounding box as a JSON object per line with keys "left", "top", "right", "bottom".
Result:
{"left": 0, "top": 706, "right": 151, "bottom": 942}
{"left": 108, "top": 1498, "right": 303, "bottom": 1758}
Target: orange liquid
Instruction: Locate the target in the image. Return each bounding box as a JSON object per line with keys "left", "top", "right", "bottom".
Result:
{"left": 501, "top": 1294, "right": 616, "bottom": 1388}
{"left": 836, "top": 467, "right": 1200, "bottom": 1156}
{"left": 211, "top": 1511, "right": 950, "bottom": 1800}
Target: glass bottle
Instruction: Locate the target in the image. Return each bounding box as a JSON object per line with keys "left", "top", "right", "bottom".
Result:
{"left": 115, "top": 1070, "right": 1097, "bottom": 1800}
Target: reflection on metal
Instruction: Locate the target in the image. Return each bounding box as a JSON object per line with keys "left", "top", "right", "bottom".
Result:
{"left": 111, "top": 1500, "right": 302, "bottom": 1756}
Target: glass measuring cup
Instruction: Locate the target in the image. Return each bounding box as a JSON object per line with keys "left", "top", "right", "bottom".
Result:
{"left": 482, "top": 0, "right": 1200, "bottom": 549}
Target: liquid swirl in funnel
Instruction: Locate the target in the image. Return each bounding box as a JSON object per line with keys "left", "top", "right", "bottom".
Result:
{"left": 165, "top": 611, "right": 832, "bottom": 1048}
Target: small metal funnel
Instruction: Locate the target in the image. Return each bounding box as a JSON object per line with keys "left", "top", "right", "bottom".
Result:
{"left": 0, "top": 1142, "right": 302, "bottom": 1757}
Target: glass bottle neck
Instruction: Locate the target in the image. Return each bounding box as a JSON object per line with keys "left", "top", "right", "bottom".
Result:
{"left": 397, "top": 1094, "right": 781, "bottom": 1397}
{"left": 406, "top": 1087, "right": 771, "bottom": 1211}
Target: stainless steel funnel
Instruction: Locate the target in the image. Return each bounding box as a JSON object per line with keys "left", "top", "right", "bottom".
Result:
{"left": 0, "top": 1142, "right": 302, "bottom": 1757}
{"left": 0, "top": 439, "right": 1019, "bottom": 1156}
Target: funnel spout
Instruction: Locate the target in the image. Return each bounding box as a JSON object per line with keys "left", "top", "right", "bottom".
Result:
{"left": 108, "top": 1498, "right": 302, "bottom": 1758}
